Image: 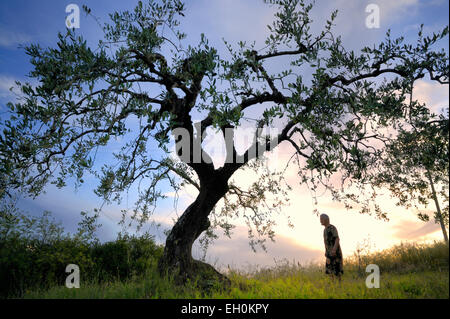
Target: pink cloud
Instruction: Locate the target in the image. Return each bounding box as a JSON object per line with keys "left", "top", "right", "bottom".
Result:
{"left": 392, "top": 219, "right": 441, "bottom": 240}
{"left": 413, "top": 79, "right": 449, "bottom": 115}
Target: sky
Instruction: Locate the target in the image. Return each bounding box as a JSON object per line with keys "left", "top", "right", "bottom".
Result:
{"left": 0, "top": 0, "right": 449, "bottom": 270}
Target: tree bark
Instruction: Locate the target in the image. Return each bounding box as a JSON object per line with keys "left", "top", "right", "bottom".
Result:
{"left": 157, "top": 174, "right": 230, "bottom": 285}
{"left": 426, "top": 169, "right": 449, "bottom": 243}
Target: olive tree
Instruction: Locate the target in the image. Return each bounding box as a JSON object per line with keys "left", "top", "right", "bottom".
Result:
{"left": 371, "top": 109, "right": 449, "bottom": 242}
{"left": 0, "top": 0, "right": 448, "bottom": 282}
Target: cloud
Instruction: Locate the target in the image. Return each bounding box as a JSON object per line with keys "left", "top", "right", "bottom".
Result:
{"left": 310, "top": 0, "right": 420, "bottom": 52}
{"left": 0, "top": 74, "right": 18, "bottom": 98}
{"left": 0, "top": 74, "right": 41, "bottom": 104}
{"left": 413, "top": 79, "right": 449, "bottom": 115}
{"left": 184, "top": 0, "right": 274, "bottom": 48}
{"left": 375, "top": 0, "right": 419, "bottom": 19}
{"left": 392, "top": 219, "right": 441, "bottom": 240}
{"left": 0, "top": 28, "right": 31, "bottom": 48}
{"left": 342, "top": 0, "right": 419, "bottom": 26}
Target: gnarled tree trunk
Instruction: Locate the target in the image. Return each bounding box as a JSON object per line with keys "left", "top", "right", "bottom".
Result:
{"left": 157, "top": 175, "right": 230, "bottom": 286}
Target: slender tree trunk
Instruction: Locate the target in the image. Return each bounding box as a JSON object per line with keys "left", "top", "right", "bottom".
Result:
{"left": 426, "top": 169, "right": 448, "bottom": 243}
{"left": 158, "top": 176, "right": 230, "bottom": 284}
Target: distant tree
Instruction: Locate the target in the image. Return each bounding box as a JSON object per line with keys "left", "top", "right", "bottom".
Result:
{"left": 371, "top": 109, "right": 449, "bottom": 242}
{"left": 0, "top": 0, "right": 448, "bottom": 283}
{"left": 0, "top": 197, "right": 65, "bottom": 244}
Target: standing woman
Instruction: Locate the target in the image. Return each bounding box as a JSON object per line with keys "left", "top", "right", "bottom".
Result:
{"left": 320, "top": 214, "right": 344, "bottom": 280}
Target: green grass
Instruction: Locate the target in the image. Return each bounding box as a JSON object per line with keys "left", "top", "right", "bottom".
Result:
{"left": 22, "top": 241, "right": 449, "bottom": 299}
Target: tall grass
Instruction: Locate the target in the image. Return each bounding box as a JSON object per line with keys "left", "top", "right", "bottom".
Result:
{"left": 22, "top": 241, "right": 449, "bottom": 299}
{"left": 346, "top": 241, "right": 449, "bottom": 274}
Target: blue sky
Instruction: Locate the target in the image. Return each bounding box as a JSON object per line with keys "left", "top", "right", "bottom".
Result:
{"left": 0, "top": 0, "right": 449, "bottom": 268}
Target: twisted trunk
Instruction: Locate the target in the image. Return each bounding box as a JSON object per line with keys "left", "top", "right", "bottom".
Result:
{"left": 158, "top": 175, "right": 230, "bottom": 285}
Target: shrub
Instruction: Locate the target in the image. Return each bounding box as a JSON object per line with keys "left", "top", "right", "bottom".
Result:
{"left": 0, "top": 203, "right": 163, "bottom": 298}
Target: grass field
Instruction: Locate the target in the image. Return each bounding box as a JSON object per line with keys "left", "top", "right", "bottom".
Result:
{"left": 22, "top": 241, "right": 449, "bottom": 299}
